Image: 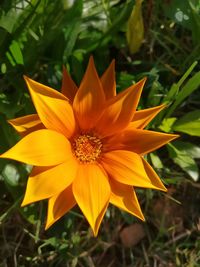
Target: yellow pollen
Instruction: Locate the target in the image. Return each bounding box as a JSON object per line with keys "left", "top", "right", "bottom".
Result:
{"left": 72, "top": 134, "right": 102, "bottom": 163}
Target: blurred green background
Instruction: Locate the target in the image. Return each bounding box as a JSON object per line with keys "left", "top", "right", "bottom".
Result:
{"left": 0, "top": 0, "right": 200, "bottom": 266}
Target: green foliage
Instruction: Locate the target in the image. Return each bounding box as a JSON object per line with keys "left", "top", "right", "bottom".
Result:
{"left": 164, "top": 0, "right": 200, "bottom": 45}
{"left": 173, "top": 110, "right": 200, "bottom": 136}
{"left": 165, "top": 68, "right": 200, "bottom": 118}
{"left": 167, "top": 142, "right": 199, "bottom": 181}
{"left": 0, "top": 0, "right": 200, "bottom": 266}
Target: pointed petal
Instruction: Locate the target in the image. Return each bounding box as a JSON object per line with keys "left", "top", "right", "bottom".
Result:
{"left": 8, "top": 114, "right": 44, "bottom": 136}
{"left": 95, "top": 78, "right": 146, "bottom": 137}
{"left": 72, "top": 164, "right": 110, "bottom": 236}
{"left": 45, "top": 185, "right": 76, "bottom": 229}
{"left": 93, "top": 202, "right": 109, "bottom": 236}
{"left": 101, "top": 150, "right": 165, "bottom": 191}
{"left": 110, "top": 179, "right": 144, "bottom": 220}
{"left": 0, "top": 129, "right": 72, "bottom": 166}
{"left": 61, "top": 66, "right": 78, "bottom": 102}
{"left": 106, "top": 129, "right": 179, "bottom": 155}
{"left": 142, "top": 158, "right": 167, "bottom": 191}
{"left": 73, "top": 56, "right": 105, "bottom": 130}
{"left": 21, "top": 157, "right": 78, "bottom": 206}
{"left": 100, "top": 60, "right": 116, "bottom": 99}
{"left": 131, "top": 104, "right": 166, "bottom": 129}
{"left": 24, "top": 76, "right": 76, "bottom": 138}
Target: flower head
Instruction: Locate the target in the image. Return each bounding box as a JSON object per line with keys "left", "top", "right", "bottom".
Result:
{"left": 0, "top": 57, "right": 178, "bottom": 236}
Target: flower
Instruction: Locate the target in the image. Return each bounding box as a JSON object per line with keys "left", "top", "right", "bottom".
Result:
{"left": 0, "top": 57, "right": 178, "bottom": 236}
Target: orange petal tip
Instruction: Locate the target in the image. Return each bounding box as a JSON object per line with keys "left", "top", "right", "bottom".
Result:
{"left": 44, "top": 222, "right": 51, "bottom": 231}
{"left": 23, "top": 75, "right": 29, "bottom": 81}
{"left": 140, "top": 76, "right": 147, "bottom": 84}
{"left": 170, "top": 134, "right": 180, "bottom": 140}
{"left": 160, "top": 184, "right": 168, "bottom": 192}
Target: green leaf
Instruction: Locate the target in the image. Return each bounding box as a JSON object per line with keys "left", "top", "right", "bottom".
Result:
{"left": 173, "top": 110, "right": 200, "bottom": 136}
{"left": 177, "top": 61, "right": 198, "bottom": 88}
{"left": 167, "top": 143, "right": 199, "bottom": 181}
{"left": 1, "top": 63, "right": 7, "bottom": 74}
{"left": 163, "top": 83, "right": 179, "bottom": 103}
{"left": 173, "top": 141, "right": 200, "bottom": 159}
{"left": 0, "top": 9, "right": 17, "bottom": 33}
{"left": 163, "top": 0, "right": 200, "bottom": 42}
{"left": 149, "top": 153, "right": 163, "bottom": 169}
{"left": 9, "top": 40, "right": 24, "bottom": 65}
{"left": 21, "top": 204, "right": 39, "bottom": 224}
{"left": 2, "top": 163, "right": 20, "bottom": 187}
{"left": 71, "top": 233, "right": 81, "bottom": 244}
{"left": 159, "top": 117, "right": 177, "bottom": 133}
{"left": 86, "top": 1, "right": 134, "bottom": 52}
{"left": 63, "top": 21, "right": 81, "bottom": 60}
{"left": 166, "top": 70, "right": 200, "bottom": 117}
{"left": 157, "top": 61, "right": 198, "bottom": 125}
{"left": 147, "top": 79, "right": 163, "bottom": 106}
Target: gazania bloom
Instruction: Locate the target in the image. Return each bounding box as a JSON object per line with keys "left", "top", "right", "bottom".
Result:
{"left": 0, "top": 57, "right": 178, "bottom": 236}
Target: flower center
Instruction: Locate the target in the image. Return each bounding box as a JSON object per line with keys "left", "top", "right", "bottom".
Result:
{"left": 72, "top": 134, "right": 102, "bottom": 163}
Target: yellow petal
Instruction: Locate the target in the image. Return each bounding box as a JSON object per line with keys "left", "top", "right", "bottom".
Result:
{"left": 93, "top": 202, "right": 109, "bottom": 236}
{"left": 95, "top": 78, "right": 146, "bottom": 137}
{"left": 101, "top": 150, "right": 165, "bottom": 190}
{"left": 72, "top": 164, "right": 110, "bottom": 236}
{"left": 21, "top": 157, "right": 78, "bottom": 206}
{"left": 110, "top": 179, "right": 144, "bottom": 220}
{"left": 8, "top": 114, "right": 44, "bottom": 136}
{"left": 73, "top": 56, "right": 105, "bottom": 130}
{"left": 61, "top": 66, "right": 78, "bottom": 102}
{"left": 24, "top": 76, "right": 76, "bottom": 138}
{"left": 131, "top": 104, "right": 166, "bottom": 129}
{"left": 0, "top": 129, "right": 71, "bottom": 166}
{"left": 45, "top": 185, "right": 76, "bottom": 229}
{"left": 142, "top": 158, "right": 167, "bottom": 191}
{"left": 100, "top": 60, "right": 116, "bottom": 99}
{"left": 106, "top": 129, "right": 178, "bottom": 155}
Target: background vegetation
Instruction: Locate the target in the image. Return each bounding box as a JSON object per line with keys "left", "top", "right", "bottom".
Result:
{"left": 0, "top": 0, "right": 200, "bottom": 266}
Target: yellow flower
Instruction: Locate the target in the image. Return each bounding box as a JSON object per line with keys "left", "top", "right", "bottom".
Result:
{"left": 0, "top": 57, "right": 178, "bottom": 236}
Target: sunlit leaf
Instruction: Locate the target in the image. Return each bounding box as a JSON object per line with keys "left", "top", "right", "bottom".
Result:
{"left": 166, "top": 71, "right": 200, "bottom": 117}
{"left": 2, "top": 163, "right": 20, "bottom": 187}
{"left": 1, "top": 63, "right": 7, "bottom": 74}
{"left": 159, "top": 117, "right": 177, "bottom": 133}
{"left": 173, "top": 141, "right": 200, "bottom": 159}
{"left": 9, "top": 40, "right": 24, "bottom": 65}
{"left": 173, "top": 110, "right": 200, "bottom": 136}
{"left": 149, "top": 153, "right": 163, "bottom": 169}
{"left": 167, "top": 143, "right": 199, "bottom": 181}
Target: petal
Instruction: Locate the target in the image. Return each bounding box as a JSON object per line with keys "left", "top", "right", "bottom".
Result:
{"left": 142, "top": 158, "right": 167, "bottom": 191}
{"left": 0, "top": 129, "right": 72, "bottom": 166}
{"left": 21, "top": 157, "right": 78, "bottom": 206}
{"left": 101, "top": 150, "right": 166, "bottom": 191}
{"left": 95, "top": 78, "right": 146, "bottom": 137}
{"left": 100, "top": 60, "right": 116, "bottom": 99}
{"left": 72, "top": 164, "right": 110, "bottom": 236}
{"left": 73, "top": 56, "right": 105, "bottom": 130}
{"left": 109, "top": 179, "right": 144, "bottom": 220}
{"left": 45, "top": 185, "right": 76, "bottom": 229}
{"left": 8, "top": 114, "right": 44, "bottom": 136}
{"left": 61, "top": 66, "right": 78, "bottom": 102}
{"left": 106, "top": 129, "right": 178, "bottom": 155}
{"left": 24, "top": 76, "right": 76, "bottom": 138}
{"left": 131, "top": 104, "right": 166, "bottom": 129}
{"left": 93, "top": 202, "right": 109, "bottom": 236}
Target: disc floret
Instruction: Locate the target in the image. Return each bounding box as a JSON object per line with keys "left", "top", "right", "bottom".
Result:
{"left": 72, "top": 134, "right": 102, "bottom": 163}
